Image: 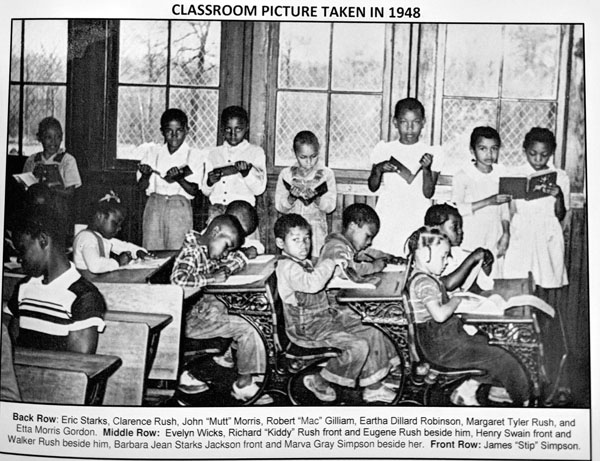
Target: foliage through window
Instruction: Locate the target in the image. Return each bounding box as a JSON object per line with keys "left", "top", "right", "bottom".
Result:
{"left": 8, "top": 20, "right": 68, "bottom": 156}
{"left": 117, "top": 20, "right": 221, "bottom": 160}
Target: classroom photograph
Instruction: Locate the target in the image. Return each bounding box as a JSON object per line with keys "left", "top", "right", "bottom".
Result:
{"left": 0, "top": 20, "right": 588, "bottom": 408}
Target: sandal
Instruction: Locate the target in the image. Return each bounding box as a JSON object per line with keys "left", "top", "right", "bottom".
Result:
{"left": 303, "top": 374, "right": 336, "bottom": 402}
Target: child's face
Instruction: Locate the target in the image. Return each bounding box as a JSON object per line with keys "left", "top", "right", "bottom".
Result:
{"left": 393, "top": 109, "right": 424, "bottom": 145}
{"left": 295, "top": 143, "right": 319, "bottom": 173}
{"left": 208, "top": 227, "right": 238, "bottom": 260}
{"left": 439, "top": 214, "right": 463, "bottom": 247}
{"left": 15, "top": 233, "right": 47, "bottom": 278}
{"left": 223, "top": 117, "right": 248, "bottom": 147}
{"left": 346, "top": 222, "right": 378, "bottom": 252}
{"left": 471, "top": 136, "right": 500, "bottom": 170}
{"left": 276, "top": 226, "right": 311, "bottom": 261}
{"left": 38, "top": 126, "right": 63, "bottom": 156}
{"left": 525, "top": 141, "right": 553, "bottom": 171}
{"left": 419, "top": 239, "right": 451, "bottom": 276}
{"left": 97, "top": 211, "right": 124, "bottom": 240}
{"left": 161, "top": 120, "right": 188, "bottom": 153}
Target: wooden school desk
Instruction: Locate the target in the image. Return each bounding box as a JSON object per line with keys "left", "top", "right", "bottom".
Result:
{"left": 81, "top": 250, "right": 178, "bottom": 284}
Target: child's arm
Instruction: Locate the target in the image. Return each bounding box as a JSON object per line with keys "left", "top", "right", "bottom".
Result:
{"left": 237, "top": 146, "right": 267, "bottom": 196}
{"left": 275, "top": 169, "right": 296, "bottom": 212}
{"left": 420, "top": 153, "right": 438, "bottom": 199}
{"left": 496, "top": 219, "right": 511, "bottom": 257}
{"left": 543, "top": 184, "right": 567, "bottom": 221}
{"left": 66, "top": 288, "right": 107, "bottom": 354}
{"left": 286, "top": 258, "right": 344, "bottom": 294}
{"left": 441, "top": 248, "right": 491, "bottom": 291}
{"left": 109, "top": 238, "right": 148, "bottom": 259}
{"left": 314, "top": 168, "right": 337, "bottom": 213}
{"left": 67, "top": 327, "right": 99, "bottom": 354}
{"left": 217, "top": 250, "right": 248, "bottom": 275}
{"left": 368, "top": 160, "right": 397, "bottom": 192}
{"left": 425, "top": 296, "right": 463, "bottom": 323}
{"left": 76, "top": 233, "right": 120, "bottom": 273}
{"left": 165, "top": 166, "right": 199, "bottom": 196}
{"left": 170, "top": 240, "right": 222, "bottom": 288}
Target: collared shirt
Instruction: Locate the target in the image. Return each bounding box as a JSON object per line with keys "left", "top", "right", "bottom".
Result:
{"left": 201, "top": 140, "right": 267, "bottom": 206}
{"left": 23, "top": 149, "right": 82, "bottom": 189}
{"left": 135, "top": 141, "right": 205, "bottom": 199}
{"left": 4, "top": 263, "right": 106, "bottom": 351}
{"left": 276, "top": 254, "right": 336, "bottom": 307}
{"left": 170, "top": 230, "right": 247, "bottom": 288}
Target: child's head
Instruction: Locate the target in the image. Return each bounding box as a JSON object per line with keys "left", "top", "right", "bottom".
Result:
{"left": 522, "top": 127, "right": 556, "bottom": 171}
{"left": 469, "top": 126, "right": 501, "bottom": 171}
{"left": 204, "top": 214, "right": 245, "bottom": 260}
{"left": 342, "top": 204, "right": 380, "bottom": 252}
{"left": 393, "top": 98, "right": 425, "bottom": 145}
{"left": 225, "top": 200, "right": 258, "bottom": 236}
{"left": 12, "top": 205, "right": 67, "bottom": 277}
{"left": 221, "top": 105, "right": 249, "bottom": 147}
{"left": 274, "top": 214, "right": 312, "bottom": 261}
{"left": 90, "top": 192, "right": 126, "bottom": 240}
{"left": 293, "top": 131, "right": 320, "bottom": 173}
{"left": 424, "top": 204, "right": 463, "bottom": 247}
{"left": 406, "top": 226, "right": 451, "bottom": 276}
{"left": 160, "top": 108, "right": 189, "bottom": 153}
{"left": 36, "top": 117, "right": 63, "bottom": 156}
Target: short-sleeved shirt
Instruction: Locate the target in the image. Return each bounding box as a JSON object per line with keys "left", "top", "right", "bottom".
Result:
{"left": 408, "top": 271, "right": 449, "bottom": 324}
{"left": 23, "top": 150, "right": 82, "bottom": 189}
{"left": 135, "top": 141, "right": 205, "bottom": 200}
{"left": 4, "top": 263, "right": 106, "bottom": 351}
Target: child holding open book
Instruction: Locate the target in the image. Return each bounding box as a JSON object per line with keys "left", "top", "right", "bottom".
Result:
{"left": 275, "top": 131, "right": 337, "bottom": 257}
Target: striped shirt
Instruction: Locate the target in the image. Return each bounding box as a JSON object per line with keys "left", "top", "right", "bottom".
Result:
{"left": 5, "top": 263, "right": 106, "bottom": 351}
{"left": 407, "top": 272, "right": 449, "bottom": 324}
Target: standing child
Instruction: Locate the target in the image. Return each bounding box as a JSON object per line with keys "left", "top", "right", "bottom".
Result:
{"left": 202, "top": 106, "right": 267, "bottom": 222}
{"left": 406, "top": 227, "right": 530, "bottom": 406}
{"left": 73, "top": 192, "right": 149, "bottom": 274}
{"left": 368, "top": 98, "right": 441, "bottom": 257}
{"left": 275, "top": 214, "right": 398, "bottom": 403}
{"left": 275, "top": 131, "right": 337, "bottom": 258}
{"left": 137, "top": 108, "right": 204, "bottom": 251}
{"left": 451, "top": 126, "right": 511, "bottom": 277}
{"left": 502, "top": 128, "right": 569, "bottom": 288}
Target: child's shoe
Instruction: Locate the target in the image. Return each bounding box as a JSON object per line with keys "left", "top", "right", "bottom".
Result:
{"left": 450, "top": 378, "right": 480, "bottom": 406}
{"left": 363, "top": 385, "right": 397, "bottom": 403}
{"left": 212, "top": 346, "right": 234, "bottom": 368}
{"left": 488, "top": 386, "right": 512, "bottom": 404}
{"left": 177, "top": 370, "right": 209, "bottom": 394}
{"left": 303, "top": 374, "right": 337, "bottom": 402}
{"left": 231, "top": 381, "right": 260, "bottom": 402}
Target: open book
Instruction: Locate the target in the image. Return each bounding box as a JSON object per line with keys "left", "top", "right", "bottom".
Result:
{"left": 212, "top": 164, "right": 240, "bottom": 179}
{"left": 163, "top": 164, "right": 193, "bottom": 183}
{"left": 454, "top": 292, "right": 555, "bottom": 317}
{"left": 499, "top": 170, "right": 557, "bottom": 200}
{"left": 282, "top": 179, "right": 328, "bottom": 206}
{"left": 389, "top": 156, "right": 422, "bottom": 184}
{"left": 12, "top": 172, "right": 38, "bottom": 189}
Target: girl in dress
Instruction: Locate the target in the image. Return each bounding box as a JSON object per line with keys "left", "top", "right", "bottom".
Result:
{"left": 502, "top": 128, "right": 569, "bottom": 288}
{"left": 451, "top": 126, "right": 511, "bottom": 277}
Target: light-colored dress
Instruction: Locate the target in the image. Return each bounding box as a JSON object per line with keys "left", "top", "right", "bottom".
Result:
{"left": 275, "top": 163, "right": 337, "bottom": 257}
{"left": 451, "top": 163, "right": 509, "bottom": 278}
{"left": 370, "top": 140, "right": 442, "bottom": 256}
{"left": 502, "top": 163, "right": 570, "bottom": 288}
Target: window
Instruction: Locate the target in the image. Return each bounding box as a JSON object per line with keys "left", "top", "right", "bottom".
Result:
{"left": 116, "top": 20, "right": 221, "bottom": 160}
{"left": 8, "top": 20, "right": 68, "bottom": 156}
{"left": 274, "top": 23, "right": 387, "bottom": 171}
{"left": 436, "top": 24, "right": 565, "bottom": 172}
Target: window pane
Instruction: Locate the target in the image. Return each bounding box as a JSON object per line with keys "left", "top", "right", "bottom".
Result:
{"left": 441, "top": 98, "right": 498, "bottom": 173}
{"left": 170, "top": 88, "right": 219, "bottom": 149}
{"left": 11, "top": 20, "right": 22, "bottom": 81}
{"left": 499, "top": 100, "right": 557, "bottom": 166}
{"left": 444, "top": 25, "right": 502, "bottom": 97}
{"left": 502, "top": 25, "right": 561, "bottom": 99}
{"left": 23, "top": 20, "right": 67, "bottom": 83}
{"left": 119, "top": 21, "right": 168, "bottom": 84}
{"left": 331, "top": 24, "right": 385, "bottom": 92}
{"left": 275, "top": 91, "right": 327, "bottom": 166}
{"left": 8, "top": 85, "right": 20, "bottom": 155}
{"left": 329, "top": 94, "right": 381, "bottom": 170}
{"left": 278, "top": 23, "right": 329, "bottom": 90}
{"left": 117, "top": 86, "right": 165, "bottom": 160}
{"left": 171, "top": 21, "right": 220, "bottom": 87}
{"left": 23, "top": 85, "right": 66, "bottom": 156}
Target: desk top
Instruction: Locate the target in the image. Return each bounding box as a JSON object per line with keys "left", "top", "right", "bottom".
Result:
{"left": 105, "top": 310, "right": 173, "bottom": 331}
{"left": 204, "top": 257, "right": 276, "bottom": 294}
{"left": 82, "top": 250, "right": 178, "bottom": 284}
{"left": 336, "top": 271, "right": 406, "bottom": 303}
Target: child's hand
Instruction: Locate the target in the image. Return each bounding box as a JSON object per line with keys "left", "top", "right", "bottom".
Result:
{"left": 486, "top": 193, "right": 512, "bottom": 206}
{"left": 212, "top": 268, "right": 229, "bottom": 284}
{"left": 376, "top": 160, "right": 398, "bottom": 173}
{"left": 304, "top": 188, "right": 318, "bottom": 200}
{"left": 419, "top": 153, "right": 433, "bottom": 170}
{"left": 496, "top": 232, "right": 510, "bottom": 258}
{"left": 334, "top": 257, "right": 348, "bottom": 270}
{"left": 542, "top": 184, "right": 562, "bottom": 197}
{"left": 136, "top": 249, "right": 151, "bottom": 260}
{"left": 138, "top": 163, "right": 154, "bottom": 176}
{"left": 243, "top": 246, "right": 258, "bottom": 259}
{"left": 207, "top": 169, "right": 222, "bottom": 186}
{"left": 289, "top": 185, "right": 304, "bottom": 199}
{"left": 372, "top": 258, "right": 387, "bottom": 273}
{"left": 235, "top": 161, "right": 251, "bottom": 177}
{"left": 118, "top": 251, "right": 133, "bottom": 266}
{"left": 164, "top": 166, "right": 182, "bottom": 182}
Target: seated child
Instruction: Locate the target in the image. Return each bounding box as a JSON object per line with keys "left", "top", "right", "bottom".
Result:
{"left": 275, "top": 214, "right": 398, "bottom": 403}
{"left": 225, "top": 200, "right": 265, "bottom": 258}
{"left": 4, "top": 205, "right": 106, "bottom": 354}
{"left": 202, "top": 106, "right": 267, "bottom": 223}
{"left": 275, "top": 130, "right": 337, "bottom": 258}
{"left": 73, "top": 192, "right": 149, "bottom": 274}
{"left": 406, "top": 226, "right": 530, "bottom": 406}
{"left": 424, "top": 203, "right": 494, "bottom": 292}
{"left": 170, "top": 215, "right": 267, "bottom": 402}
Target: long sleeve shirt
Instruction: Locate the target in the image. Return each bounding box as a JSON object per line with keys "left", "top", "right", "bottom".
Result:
{"left": 170, "top": 230, "right": 247, "bottom": 288}
{"left": 275, "top": 164, "right": 337, "bottom": 214}
{"left": 201, "top": 140, "right": 267, "bottom": 206}
{"left": 319, "top": 233, "right": 380, "bottom": 278}
{"left": 276, "top": 255, "right": 336, "bottom": 307}
{"left": 73, "top": 229, "right": 146, "bottom": 274}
